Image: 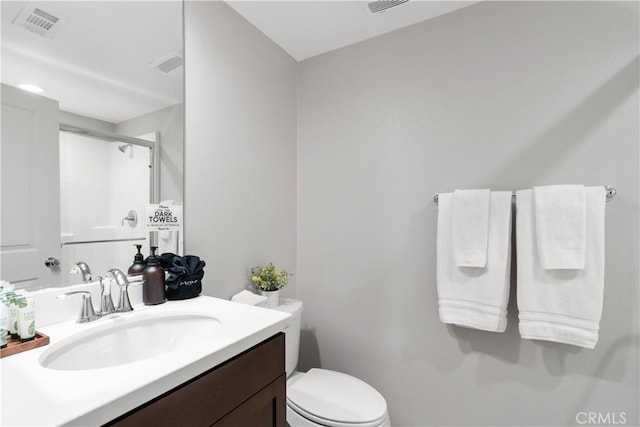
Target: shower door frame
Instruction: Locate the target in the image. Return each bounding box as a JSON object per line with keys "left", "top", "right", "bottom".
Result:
{"left": 59, "top": 123, "right": 160, "bottom": 245}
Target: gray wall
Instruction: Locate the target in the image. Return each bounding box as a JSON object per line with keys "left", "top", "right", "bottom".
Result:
{"left": 297, "top": 2, "right": 639, "bottom": 426}
{"left": 184, "top": 1, "right": 298, "bottom": 298}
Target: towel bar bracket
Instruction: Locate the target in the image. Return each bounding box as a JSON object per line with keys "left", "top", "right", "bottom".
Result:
{"left": 433, "top": 185, "right": 617, "bottom": 204}
{"left": 604, "top": 185, "right": 617, "bottom": 202}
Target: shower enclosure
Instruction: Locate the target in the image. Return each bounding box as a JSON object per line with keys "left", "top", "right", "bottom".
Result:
{"left": 58, "top": 125, "right": 157, "bottom": 283}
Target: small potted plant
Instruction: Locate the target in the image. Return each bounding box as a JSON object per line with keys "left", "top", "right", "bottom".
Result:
{"left": 250, "top": 262, "right": 292, "bottom": 308}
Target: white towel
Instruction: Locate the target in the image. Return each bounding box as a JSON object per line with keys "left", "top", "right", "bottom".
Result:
{"left": 230, "top": 290, "right": 268, "bottom": 307}
{"left": 158, "top": 228, "right": 179, "bottom": 254}
{"left": 157, "top": 200, "right": 181, "bottom": 255}
{"left": 533, "top": 185, "right": 586, "bottom": 269}
{"left": 516, "top": 187, "right": 605, "bottom": 349}
{"left": 453, "top": 189, "right": 491, "bottom": 267}
{"left": 437, "top": 191, "right": 513, "bottom": 332}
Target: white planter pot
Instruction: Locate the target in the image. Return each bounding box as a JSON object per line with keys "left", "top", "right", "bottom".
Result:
{"left": 260, "top": 290, "right": 280, "bottom": 309}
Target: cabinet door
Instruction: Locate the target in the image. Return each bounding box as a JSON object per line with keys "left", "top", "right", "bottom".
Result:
{"left": 108, "top": 333, "right": 285, "bottom": 427}
{"left": 213, "top": 374, "right": 286, "bottom": 427}
{"left": 1, "top": 83, "right": 61, "bottom": 288}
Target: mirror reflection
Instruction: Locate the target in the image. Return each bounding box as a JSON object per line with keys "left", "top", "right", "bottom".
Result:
{"left": 1, "top": 1, "right": 184, "bottom": 289}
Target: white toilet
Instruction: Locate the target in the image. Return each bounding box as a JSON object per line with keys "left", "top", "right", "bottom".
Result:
{"left": 274, "top": 299, "right": 391, "bottom": 427}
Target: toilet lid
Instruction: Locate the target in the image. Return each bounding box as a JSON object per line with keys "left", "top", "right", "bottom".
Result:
{"left": 287, "top": 368, "right": 387, "bottom": 425}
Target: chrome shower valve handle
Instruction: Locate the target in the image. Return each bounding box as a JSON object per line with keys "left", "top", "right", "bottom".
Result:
{"left": 70, "top": 261, "right": 92, "bottom": 282}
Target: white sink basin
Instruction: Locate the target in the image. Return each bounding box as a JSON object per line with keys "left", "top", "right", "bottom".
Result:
{"left": 3, "top": 295, "right": 291, "bottom": 427}
{"left": 39, "top": 314, "right": 221, "bottom": 370}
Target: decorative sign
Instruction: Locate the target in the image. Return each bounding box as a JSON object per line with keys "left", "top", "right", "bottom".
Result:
{"left": 143, "top": 204, "right": 183, "bottom": 231}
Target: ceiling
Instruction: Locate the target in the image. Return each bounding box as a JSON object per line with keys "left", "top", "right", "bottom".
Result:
{"left": 226, "top": 1, "right": 479, "bottom": 61}
{"left": 1, "top": 1, "right": 183, "bottom": 124}
{"left": 0, "top": 1, "right": 476, "bottom": 123}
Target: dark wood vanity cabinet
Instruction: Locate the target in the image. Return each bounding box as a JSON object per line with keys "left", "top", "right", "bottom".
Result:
{"left": 107, "top": 333, "right": 286, "bottom": 427}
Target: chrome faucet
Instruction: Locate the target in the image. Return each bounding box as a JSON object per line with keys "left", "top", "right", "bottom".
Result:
{"left": 106, "top": 269, "right": 142, "bottom": 312}
{"left": 70, "top": 261, "right": 92, "bottom": 282}
{"left": 56, "top": 269, "right": 141, "bottom": 322}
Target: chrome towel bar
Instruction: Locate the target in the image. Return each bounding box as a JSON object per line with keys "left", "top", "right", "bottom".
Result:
{"left": 61, "top": 237, "right": 147, "bottom": 247}
{"left": 433, "top": 185, "right": 617, "bottom": 204}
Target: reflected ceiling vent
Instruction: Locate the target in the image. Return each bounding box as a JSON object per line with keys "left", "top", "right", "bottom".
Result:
{"left": 368, "top": 0, "right": 409, "bottom": 14}
{"left": 12, "top": 3, "right": 65, "bottom": 39}
{"left": 149, "top": 52, "right": 184, "bottom": 74}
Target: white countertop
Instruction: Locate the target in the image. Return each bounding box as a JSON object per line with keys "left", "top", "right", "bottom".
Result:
{"left": 1, "top": 295, "right": 291, "bottom": 426}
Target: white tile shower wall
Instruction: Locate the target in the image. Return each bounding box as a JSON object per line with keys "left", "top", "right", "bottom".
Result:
{"left": 297, "top": 2, "right": 638, "bottom": 426}
{"left": 108, "top": 142, "right": 150, "bottom": 241}
{"left": 59, "top": 132, "right": 150, "bottom": 281}
{"left": 59, "top": 132, "right": 111, "bottom": 242}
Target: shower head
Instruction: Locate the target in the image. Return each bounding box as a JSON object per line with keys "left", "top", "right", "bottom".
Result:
{"left": 118, "top": 143, "right": 132, "bottom": 153}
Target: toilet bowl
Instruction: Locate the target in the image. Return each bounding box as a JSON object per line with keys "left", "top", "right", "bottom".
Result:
{"left": 274, "top": 299, "right": 391, "bottom": 427}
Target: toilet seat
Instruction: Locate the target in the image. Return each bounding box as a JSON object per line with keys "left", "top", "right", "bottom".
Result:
{"left": 287, "top": 368, "right": 388, "bottom": 427}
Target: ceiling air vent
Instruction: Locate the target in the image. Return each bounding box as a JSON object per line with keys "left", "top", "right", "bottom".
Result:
{"left": 368, "top": 0, "right": 409, "bottom": 14}
{"left": 12, "top": 3, "right": 65, "bottom": 39}
{"left": 149, "top": 52, "right": 184, "bottom": 74}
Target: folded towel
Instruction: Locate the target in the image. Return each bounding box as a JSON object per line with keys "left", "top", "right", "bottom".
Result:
{"left": 158, "top": 229, "right": 179, "bottom": 255}
{"left": 231, "top": 290, "right": 268, "bottom": 307}
{"left": 173, "top": 256, "right": 204, "bottom": 275}
{"left": 516, "top": 187, "right": 605, "bottom": 349}
{"left": 453, "top": 189, "right": 491, "bottom": 267}
{"left": 159, "top": 252, "right": 178, "bottom": 269}
{"left": 437, "top": 191, "right": 513, "bottom": 332}
{"left": 533, "top": 185, "right": 586, "bottom": 269}
{"left": 158, "top": 200, "right": 181, "bottom": 254}
{"left": 159, "top": 253, "right": 206, "bottom": 283}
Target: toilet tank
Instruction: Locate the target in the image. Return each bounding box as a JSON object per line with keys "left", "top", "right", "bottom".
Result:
{"left": 274, "top": 298, "right": 303, "bottom": 377}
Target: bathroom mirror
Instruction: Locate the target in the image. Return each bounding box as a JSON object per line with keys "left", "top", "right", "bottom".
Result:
{"left": 0, "top": 1, "right": 184, "bottom": 289}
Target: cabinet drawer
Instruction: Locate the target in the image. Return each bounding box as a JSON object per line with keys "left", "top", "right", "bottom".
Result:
{"left": 108, "top": 333, "right": 285, "bottom": 427}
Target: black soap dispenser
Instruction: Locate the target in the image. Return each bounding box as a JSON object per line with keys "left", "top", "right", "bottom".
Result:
{"left": 128, "top": 244, "right": 146, "bottom": 276}
{"left": 142, "top": 246, "right": 166, "bottom": 305}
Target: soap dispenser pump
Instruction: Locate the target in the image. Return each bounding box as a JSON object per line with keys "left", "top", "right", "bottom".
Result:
{"left": 128, "top": 244, "right": 146, "bottom": 276}
{"left": 142, "top": 246, "right": 166, "bottom": 305}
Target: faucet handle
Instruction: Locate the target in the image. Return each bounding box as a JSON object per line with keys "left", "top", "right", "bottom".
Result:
{"left": 115, "top": 279, "right": 134, "bottom": 313}
{"left": 57, "top": 291, "right": 100, "bottom": 323}
{"left": 98, "top": 276, "right": 116, "bottom": 316}
{"left": 107, "top": 269, "right": 142, "bottom": 313}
